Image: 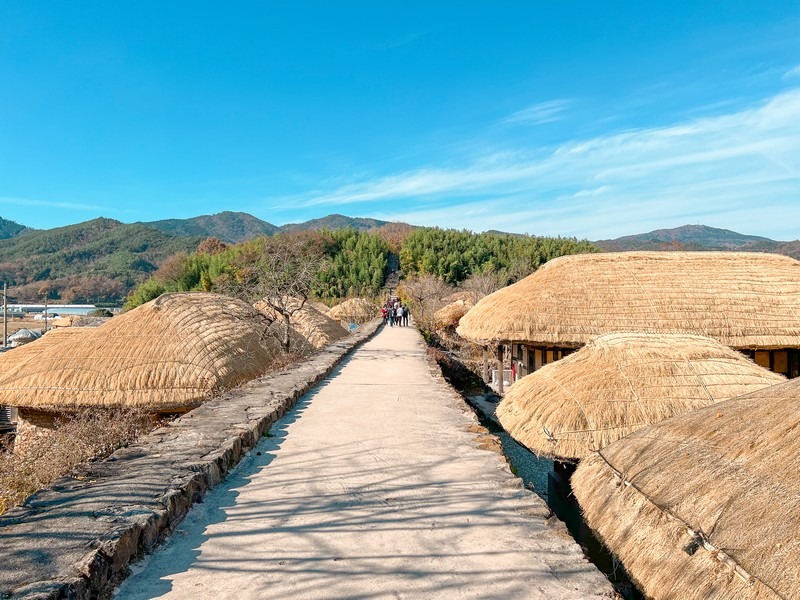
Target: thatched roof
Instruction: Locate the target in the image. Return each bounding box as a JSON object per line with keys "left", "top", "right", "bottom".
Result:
{"left": 457, "top": 251, "right": 800, "bottom": 349}
{"left": 327, "top": 298, "right": 379, "bottom": 323}
{"left": 497, "top": 333, "right": 784, "bottom": 461}
{"left": 572, "top": 376, "right": 800, "bottom": 600}
{"left": 307, "top": 300, "right": 331, "bottom": 314}
{"left": 0, "top": 293, "right": 282, "bottom": 412}
{"left": 254, "top": 298, "right": 348, "bottom": 350}
{"left": 434, "top": 300, "right": 473, "bottom": 330}
{"left": 442, "top": 290, "right": 479, "bottom": 305}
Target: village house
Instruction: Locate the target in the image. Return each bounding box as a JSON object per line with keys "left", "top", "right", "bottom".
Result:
{"left": 0, "top": 293, "right": 287, "bottom": 451}
{"left": 572, "top": 374, "right": 800, "bottom": 600}
{"left": 457, "top": 251, "right": 800, "bottom": 391}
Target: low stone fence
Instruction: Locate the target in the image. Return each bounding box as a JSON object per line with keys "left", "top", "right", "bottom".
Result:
{"left": 0, "top": 319, "right": 382, "bottom": 600}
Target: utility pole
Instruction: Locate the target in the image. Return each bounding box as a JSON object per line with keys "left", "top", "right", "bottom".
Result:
{"left": 44, "top": 294, "right": 48, "bottom": 331}
{"left": 2, "top": 283, "right": 7, "bottom": 348}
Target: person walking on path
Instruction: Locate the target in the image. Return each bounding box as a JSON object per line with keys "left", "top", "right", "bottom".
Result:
{"left": 402, "top": 304, "right": 409, "bottom": 327}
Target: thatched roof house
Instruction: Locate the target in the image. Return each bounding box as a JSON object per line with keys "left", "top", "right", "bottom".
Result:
{"left": 254, "top": 298, "right": 348, "bottom": 350}
{"left": 497, "top": 333, "right": 785, "bottom": 461}
{"left": 434, "top": 299, "right": 473, "bottom": 330}
{"left": 327, "top": 298, "right": 379, "bottom": 324}
{"left": 572, "top": 376, "right": 800, "bottom": 600}
{"left": 0, "top": 292, "right": 281, "bottom": 414}
{"left": 457, "top": 252, "right": 800, "bottom": 380}
{"left": 442, "top": 290, "right": 480, "bottom": 305}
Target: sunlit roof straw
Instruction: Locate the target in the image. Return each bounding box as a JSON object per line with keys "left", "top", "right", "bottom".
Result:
{"left": 572, "top": 375, "right": 800, "bottom": 600}
{"left": 442, "top": 290, "right": 480, "bottom": 305}
{"left": 497, "top": 332, "right": 785, "bottom": 461}
{"left": 254, "top": 298, "right": 348, "bottom": 349}
{"left": 0, "top": 292, "right": 282, "bottom": 413}
{"left": 327, "top": 297, "right": 380, "bottom": 324}
{"left": 434, "top": 299, "right": 473, "bottom": 330}
{"left": 456, "top": 251, "right": 800, "bottom": 350}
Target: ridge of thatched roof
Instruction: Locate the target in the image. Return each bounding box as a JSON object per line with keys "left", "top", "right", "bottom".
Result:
{"left": 327, "top": 298, "right": 379, "bottom": 323}
{"left": 572, "top": 376, "right": 800, "bottom": 599}
{"left": 456, "top": 251, "right": 800, "bottom": 349}
{"left": 442, "top": 290, "right": 479, "bottom": 305}
{"left": 254, "top": 298, "right": 348, "bottom": 349}
{"left": 0, "top": 293, "right": 283, "bottom": 412}
{"left": 497, "top": 332, "right": 784, "bottom": 461}
{"left": 434, "top": 300, "right": 473, "bottom": 330}
{"left": 307, "top": 300, "right": 331, "bottom": 314}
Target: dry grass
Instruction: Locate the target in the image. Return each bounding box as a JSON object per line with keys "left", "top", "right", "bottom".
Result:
{"left": 457, "top": 251, "right": 800, "bottom": 349}
{"left": 497, "top": 332, "right": 785, "bottom": 461}
{"left": 0, "top": 409, "right": 156, "bottom": 515}
{"left": 572, "top": 376, "right": 800, "bottom": 599}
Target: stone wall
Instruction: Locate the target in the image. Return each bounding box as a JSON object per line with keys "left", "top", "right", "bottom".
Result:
{"left": 0, "top": 320, "right": 382, "bottom": 600}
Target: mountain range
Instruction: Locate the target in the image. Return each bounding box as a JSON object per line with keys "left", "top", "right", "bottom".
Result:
{"left": 595, "top": 224, "right": 799, "bottom": 258}
{"left": 0, "top": 212, "right": 392, "bottom": 303}
{"left": 0, "top": 214, "right": 796, "bottom": 304}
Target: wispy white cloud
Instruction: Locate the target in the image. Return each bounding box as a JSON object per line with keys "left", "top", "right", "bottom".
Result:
{"left": 276, "top": 88, "right": 800, "bottom": 239}
{"left": 783, "top": 65, "right": 800, "bottom": 79}
{"left": 503, "top": 99, "right": 571, "bottom": 125}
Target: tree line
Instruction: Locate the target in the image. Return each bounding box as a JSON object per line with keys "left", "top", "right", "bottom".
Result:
{"left": 124, "top": 225, "right": 596, "bottom": 310}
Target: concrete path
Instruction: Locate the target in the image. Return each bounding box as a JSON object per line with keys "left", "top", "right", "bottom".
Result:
{"left": 115, "top": 325, "right": 613, "bottom": 599}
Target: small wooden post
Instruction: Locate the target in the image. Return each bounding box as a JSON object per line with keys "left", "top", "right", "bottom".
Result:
{"left": 482, "top": 347, "right": 489, "bottom": 383}
{"left": 496, "top": 345, "right": 504, "bottom": 394}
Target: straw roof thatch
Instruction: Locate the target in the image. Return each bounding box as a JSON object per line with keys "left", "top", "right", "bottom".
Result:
{"left": 434, "top": 300, "right": 473, "bottom": 330}
{"left": 457, "top": 251, "right": 800, "bottom": 349}
{"left": 572, "top": 377, "right": 800, "bottom": 600}
{"left": 0, "top": 293, "right": 283, "bottom": 412}
{"left": 442, "top": 290, "right": 480, "bottom": 305}
{"left": 254, "top": 298, "right": 348, "bottom": 350}
{"left": 308, "top": 300, "right": 332, "bottom": 314}
{"left": 327, "top": 298, "right": 380, "bottom": 324}
{"left": 497, "top": 333, "right": 784, "bottom": 461}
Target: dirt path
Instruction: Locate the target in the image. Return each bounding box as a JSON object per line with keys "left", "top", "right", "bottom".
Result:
{"left": 115, "top": 324, "right": 612, "bottom": 599}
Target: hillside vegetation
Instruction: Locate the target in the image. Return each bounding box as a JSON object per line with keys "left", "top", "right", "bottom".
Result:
{"left": 0, "top": 218, "right": 199, "bottom": 303}
{"left": 280, "top": 214, "right": 389, "bottom": 233}
{"left": 596, "top": 224, "right": 799, "bottom": 257}
{"left": 125, "top": 229, "right": 391, "bottom": 309}
{"left": 125, "top": 226, "right": 596, "bottom": 310}
{"left": 142, "top": 211, "right": 278, "bottom": 243}
{"left": 400, "top": 228, "right": 596, "bottom": 284}
{"left": 0, "top": 217, "right": 29, "bottom": 240}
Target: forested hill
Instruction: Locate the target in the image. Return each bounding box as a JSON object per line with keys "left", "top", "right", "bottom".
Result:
{"left": 0, "top": 218, "right": 200, "bottom": 303}
{"left": 125, "top": 226, "right": 597, "bottom": 310}
{"left": 0, "top": 216, "right": 31, "bottom": 239}
{"left": 280, "top": 214, "right": 389, "bottom": 233}
{"left": 142, "top": 211, "right": 278, "bottom": 243}
{"left": 0, "top": 212, "right": 396, "bottom": 303}
{"left": 596, "top": 224, "right": 799, "bottom": 257}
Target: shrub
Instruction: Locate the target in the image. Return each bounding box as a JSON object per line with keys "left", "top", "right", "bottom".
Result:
{"left": 0, "top": 409, "right": 156, "bottom": 515}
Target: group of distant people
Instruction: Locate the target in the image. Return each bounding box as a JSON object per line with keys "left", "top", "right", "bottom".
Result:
{"left": 382, "top": 298, "right": 409, "bottom": 327}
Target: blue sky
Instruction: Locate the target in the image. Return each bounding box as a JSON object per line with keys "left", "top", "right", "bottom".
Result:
{"left": 1, "top": 2, "right": 799, "bottom": 240}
